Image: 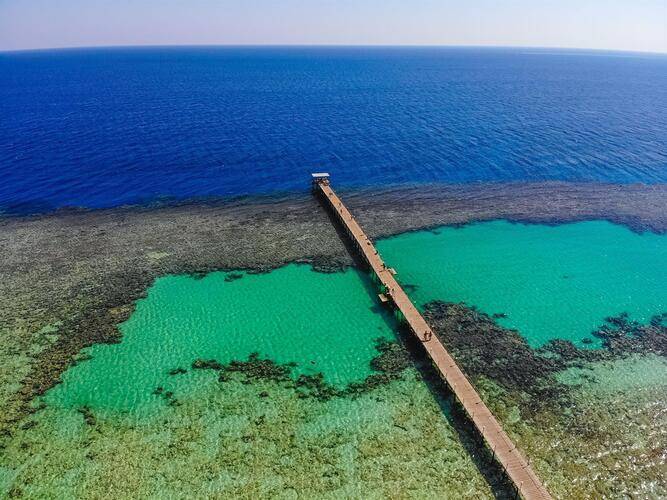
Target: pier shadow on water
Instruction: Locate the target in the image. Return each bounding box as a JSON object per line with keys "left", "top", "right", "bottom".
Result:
{"left": 313, "top": 186, "right": 371, "bottom": 272}
{"left": 386, "top": 319, "right": 517, "bottom": 499}
{"left": 315, "top": 184, "right": 528, "bottom": 497}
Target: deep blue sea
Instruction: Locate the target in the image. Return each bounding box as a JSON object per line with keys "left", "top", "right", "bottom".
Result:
{"left": 1, "top": 46, "right": 666, "bottom": 214}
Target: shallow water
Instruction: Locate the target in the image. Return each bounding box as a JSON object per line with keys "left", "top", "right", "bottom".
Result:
{"left": 378, "top": 220, "right": 667, "bottom": 346}
{"left": 2, "top": 220, "right": 666, "bottom": 497}
{"left": 46, "top": 265, "right": 395, "bottom": 417}
{"left": 2, "top": 264, "right": 496, "bottom": 498}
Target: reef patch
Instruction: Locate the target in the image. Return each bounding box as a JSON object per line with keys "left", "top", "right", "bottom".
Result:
{"left": 2, "top": 181, "right": 666, "bottom": 435}
{"left": 423, "top": 301, "right": 667, "bottom": 412}
{"left": 186, "top": 338, "right": 412, "bottom": 403}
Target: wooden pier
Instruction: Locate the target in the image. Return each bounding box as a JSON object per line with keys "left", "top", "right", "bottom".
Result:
{"left": 313, "top": 175, "right": 552, "bottom": 500}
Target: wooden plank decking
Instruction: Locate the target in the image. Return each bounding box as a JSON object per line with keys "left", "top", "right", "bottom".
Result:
{"left": 315, "top": 179, "right": 552, "bottom": 500}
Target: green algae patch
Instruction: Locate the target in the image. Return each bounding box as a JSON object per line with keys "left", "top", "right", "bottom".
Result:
{"left": 44, "top": 265, "right": 396, "bottom": 417}
{"left": 378, "top": 220, "right": 667, "bottom": 347}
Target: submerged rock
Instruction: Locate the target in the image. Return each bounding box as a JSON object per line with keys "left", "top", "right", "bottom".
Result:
{"left": 423, "top": 301, "right": 667, "bottom": 414}
{"left": 295, "top": 373, "right": 343, "bottom": 401}
{"left": 77, "top": 406, "right": 96, "bottom": 426}
{"left": 592, "top": 312, "right": 667, "bottom": 357}
{"left": 423, "top": 301, "right": 566, "bottom": 404}
{"left": 192, "top": 359, "right": 224, "bottom": 371}
{"left": 224, "top": 272, "right": 244, "bottom": 282}
{"left": 186, "top": 338, "right": 413, "bottom": 403}
{"left": 223, "top": 352, "right": 294, "bottom": 382}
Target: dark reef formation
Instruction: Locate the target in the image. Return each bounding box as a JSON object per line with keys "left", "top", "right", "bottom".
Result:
{"left": 187, "top": 338, "right": 412, "bottom": 402}
{"left": 1, "top": 181, "right": 666, "bottom": 436}
{"left": 423, "top": 302, "right": 566, "bottom": 405}
{"left": 172, "top": 302, "right": 667, "bottom": 417}
{"left": 422, "top": 301, "right": 667, "bottom": 413}
{"left": 592, "top": 311, "right": 666, "bottom": 357}
{"left": 77, "top": 406, "right": 96, "bottom": 426}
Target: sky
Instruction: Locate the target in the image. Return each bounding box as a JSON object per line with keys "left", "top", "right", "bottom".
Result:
{"left": 1, "top": 0, "right": 666, "bottom": 53}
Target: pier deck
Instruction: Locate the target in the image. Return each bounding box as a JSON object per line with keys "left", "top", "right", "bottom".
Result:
{"left": 315, "top": 179, "right": 551, "bottom": 500}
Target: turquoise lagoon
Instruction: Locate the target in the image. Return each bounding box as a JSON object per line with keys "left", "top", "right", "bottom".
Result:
{"left": 379, "top": 220, "right": 666, "bottom": 347}
{"left": 47, "top": 219, "right": 667, "bottom": 418}
{"left": 4, "top": 219, "right": 667, "bottom": 497}
{"left": 46, "top": 266, "right": 396, "bottom": 417}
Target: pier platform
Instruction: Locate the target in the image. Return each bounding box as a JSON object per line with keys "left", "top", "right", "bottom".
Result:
{"left": 313, "top": 176, "right": 552, "bottom": 500}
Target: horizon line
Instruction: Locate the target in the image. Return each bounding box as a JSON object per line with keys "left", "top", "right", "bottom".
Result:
{"left": 2, "top": 42, "right": 666, "bottom": 57}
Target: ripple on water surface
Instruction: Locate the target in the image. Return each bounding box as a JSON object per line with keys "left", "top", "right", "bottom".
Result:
{"left": 378, "top": 220, "right": 667, "bottom": 347}
{"left": 46, "top": 265, "right": 396, "bottom": 417}
{"left": 2, "top": 48, "right": 667, "bottom": 213}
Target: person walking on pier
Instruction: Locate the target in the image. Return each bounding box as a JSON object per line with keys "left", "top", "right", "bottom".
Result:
{"left": 423, "top": 330, "right": 432, "bottom": 342}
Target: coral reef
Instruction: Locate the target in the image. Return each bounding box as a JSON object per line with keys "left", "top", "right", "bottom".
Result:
{"left": 423, "top": 302, "right": 667, "bottom": 411}
{"left": 186, "top": 338, "right": 412, "bottom": 402}
{"left": 422, "top": 301, "right": 667, "bottom": 498}
{"left": 1, "top": 182, "right": 666, "bottom": 497}
{"left": 2, "top": 181, "right": 665, "bottom": 435}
